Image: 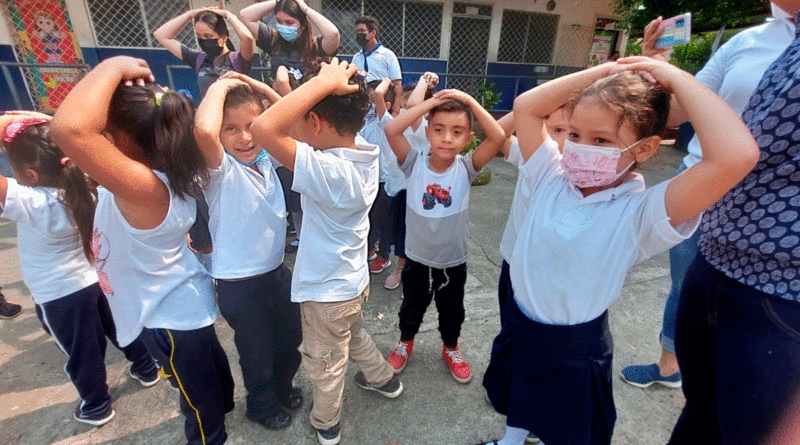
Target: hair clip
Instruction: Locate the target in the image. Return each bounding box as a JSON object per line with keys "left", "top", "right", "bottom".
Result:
{"left": 3, "top": 117, "right": 48, "bottom": 143}
{"left": 60, "top": 157, "right": 70, "bottom": 166}
{"left": 154, "top": 91, "right": 165, "bottom": 107}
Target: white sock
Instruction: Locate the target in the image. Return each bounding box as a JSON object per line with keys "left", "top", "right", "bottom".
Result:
{"left": 497, "top": 425, "right": 529, "bottom": 445}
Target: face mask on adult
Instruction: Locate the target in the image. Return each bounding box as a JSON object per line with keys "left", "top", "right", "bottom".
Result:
{"left": 559, "top": 138, "right": 643, "bottom": 188}
{"left": 198, "top": 38, "right": 223, "bottom": 59}
{"left": 356, "top": 32, "right": 369, "bottom": 48}
{"left": 277, "top": 24, "right": 300, "bottom": 42}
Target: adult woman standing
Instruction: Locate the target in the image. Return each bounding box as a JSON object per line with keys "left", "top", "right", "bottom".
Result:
{"left": 240, "top": 0, "right": 339, "bottom": 94}
{"left": 154, "top": 7, "right": 255, "bottom": 98}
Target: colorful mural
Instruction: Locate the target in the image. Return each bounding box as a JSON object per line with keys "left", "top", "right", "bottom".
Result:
{"left": 1, "top": 0, "right": 85, "bottom": 111}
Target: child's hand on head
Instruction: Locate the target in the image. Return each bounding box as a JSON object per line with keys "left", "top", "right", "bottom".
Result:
{"left": 620, "top": 58, "right": 685, "bottom": 92}
{"left": 433, "top": 89, "right": 473, "bottom": 105}
{"left": 103, "top": 56, "right": 154, "bottom": 85}
{"left": 317, "top": 57, "right": 360, "bottom": 96}
{"left": 213, "top": 77, "right": 250, "bottom": 92}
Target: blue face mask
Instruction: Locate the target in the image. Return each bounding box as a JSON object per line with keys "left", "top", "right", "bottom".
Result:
{"left": 276, "top": 24, "right": 300, "bottom": 42}
{"left": 236, "top": 149, "right": 268, "bottom": 167}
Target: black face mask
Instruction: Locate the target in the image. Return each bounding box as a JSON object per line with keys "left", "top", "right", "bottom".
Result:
{"left": 356, "top": 32, "right": 368, "bottom": 48}
{"left": 198, "top": 38, "right": 223, "bottom": 59}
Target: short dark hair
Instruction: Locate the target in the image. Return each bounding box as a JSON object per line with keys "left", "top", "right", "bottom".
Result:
{"left": 223, "top": 85, "right": 266, "bottom": 114}
{"left": 367, "top": 80, "right": 397, "bottom": 113}
{"left": 356, "top": 16, "right": 379, "bottom": 37}
{"left": 428, "top": 100, "right": 472, "bottom": 130}
{"left": 301, "top": 60, "right": 371, "bottom": 136}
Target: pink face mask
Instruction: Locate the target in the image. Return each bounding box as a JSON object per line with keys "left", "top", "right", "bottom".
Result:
{"left": 559, "top": 138, "right": 641, "bottom": 188}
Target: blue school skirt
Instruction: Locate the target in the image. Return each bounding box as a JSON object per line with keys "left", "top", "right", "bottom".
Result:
{"left": 483, "top": 297, "right": 615, "bottom": 445}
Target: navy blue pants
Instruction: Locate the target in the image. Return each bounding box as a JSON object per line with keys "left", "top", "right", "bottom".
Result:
{"left": 389, "top": 190, "right": 407, "bottom": 259}
{"left": 368, "top": 183, "right": 393, "bottom": 257}
{"left": 497, "top": 260, "right": 511, "bottom": 326}
{"left": 399, "top": 259, "right": 467, "bottom": 348}
{"left": 140, "top": 325, "right": 234, "bottom": 445}
{"left": 669, "top": 256, "right": 800, "bottom": 445}
{"left": 216, "top": 264, "right": 302, "bottom": 421}
{"left": 35, "top": 282, "right": 157, "bottom": 416}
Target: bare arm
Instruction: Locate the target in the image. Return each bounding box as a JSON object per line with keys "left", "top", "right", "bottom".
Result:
{"left": 195, "top": 78, "right": 248, "bottom": 169}
{"left": 50, "top": 57, "right": 170, "bottom": 230}
{"left": 294, "top": 0, "right": 340, "bottom": 55}
{"left": 514, "top": 62, "right": 618, "bottom": 162}
{"left": 153, "top": 9, "right": 198, "bottom": 59}
{"left": 385, "top": 96, "right": 446, "bottom": 164}
{"left": 219, "top": 8, "right": 255, "bottom": 61}
{"left": 373, "top": 78, "right": 392, "bottom": 119}
{"left": 219, "top": 71, "right": 283, "bottom": 104}
{"left": 239, "top": 0, "right": 277, "bottom": 40}
{"left": 497, "top": 111, "right": 514, "bottom": 158}
{"left": 623, "top": 60, "right": 760, "bottom": 226}
{"left": 251, "top": 57, "right": 359, "bottom": 170}
{"left": 391, "top": 79, "right": 403, "bottom": 117}
{"left": 406, "top": 72, "right": 438, "bottom": 130}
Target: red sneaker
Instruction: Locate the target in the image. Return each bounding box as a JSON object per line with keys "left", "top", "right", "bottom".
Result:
{"left": 369, "top": 256, "right": 392, "bottom": 274}
{"left": 386, "top": 340, "right": 413, "bottom": 374}
{"left": 442, "top": 345, "right": 471, "bottom": 383}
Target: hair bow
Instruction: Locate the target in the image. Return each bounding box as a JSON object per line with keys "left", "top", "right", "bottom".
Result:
{"left": 3, "top": 118, "right": 48, "bottom": 143}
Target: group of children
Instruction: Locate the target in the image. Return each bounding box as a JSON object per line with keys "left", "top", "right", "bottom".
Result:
{"left": 0, "top": 29, "right": 761, "bottom": 445}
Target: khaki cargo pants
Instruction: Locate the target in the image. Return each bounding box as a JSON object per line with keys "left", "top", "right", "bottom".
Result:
{"left": 299, "top": 287, "right": 395, "bottom": 430}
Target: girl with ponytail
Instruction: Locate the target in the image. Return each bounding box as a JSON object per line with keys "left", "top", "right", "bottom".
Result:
{"left": 0, "top": 110, "right": 159, "bottom": 427}
{"left": 51, "top": 56, "right": 234, "bottom": 445}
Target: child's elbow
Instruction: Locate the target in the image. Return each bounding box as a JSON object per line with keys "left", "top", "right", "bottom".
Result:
{"left": 250, "top": 119, "right": 274, "bottom": 146}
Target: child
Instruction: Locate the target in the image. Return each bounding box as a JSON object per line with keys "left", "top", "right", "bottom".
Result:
{"left": 479, "top": 60, "right": 759, "bottom": 445}
{"left": 194, "top": 73, "right": 302, "bottom": 430}
{"left": 0, "top": 111, "right": 160, "bottom": 426}
{"left": 51, "top": 56, "right": 235, "bottom": 445}
{"left": 251, "top": 57, "right": 402, "bottom": 445}
{"left": 384, "top": 88, "right": 505, "bottom": 383}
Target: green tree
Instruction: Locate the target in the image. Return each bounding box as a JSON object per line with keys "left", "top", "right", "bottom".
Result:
{"left": 613, "top": 0, "right": 770, "bottom": 34}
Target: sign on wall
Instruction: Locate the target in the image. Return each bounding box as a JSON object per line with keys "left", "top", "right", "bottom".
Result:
{"left": 1, "top": 0, "right": 86, "bottom": 111}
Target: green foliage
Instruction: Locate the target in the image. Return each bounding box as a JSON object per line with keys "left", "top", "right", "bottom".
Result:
{"left": 474, "top": 80, "right": 502, "bottom": 110}
{"left": 613, "top": 0, "right": 768, "bottom": 34}
{"left": 668, "top": 28, "right": 740, "bottom": 74}
{"left": 461, "top": 135, "right": 481, "bottom": 155}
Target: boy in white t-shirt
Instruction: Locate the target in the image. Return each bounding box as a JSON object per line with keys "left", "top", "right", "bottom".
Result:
{"left": 384, "top": 90, "right": 505, "bottom": 383}
{"left": 251, "top": 58, "right": 402, "bottom": 445}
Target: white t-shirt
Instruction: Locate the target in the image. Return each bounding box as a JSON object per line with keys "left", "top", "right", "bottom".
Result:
{"left": 290, "top": 140, "right": 379, "bottom": 303}
{"left": 93, "top": 172, "right": 218, "bottom": 346}
{"left": 1, "top": 179, "right": 98, "bottom": 304}
{"left": 351, "top": 44, "right": 402, "bottom": 83}
{"left": 204, "top": 153, "right": 286, "bottom": 279}
{"left": 510, "top": 142, "right": 699, "bottom": 325}
{"left": 499, "top": 137, "right": 559, "bottom": 263}
{"left": 400, "top": 148, "right": 479, "bottom": 268}
{"left": 684, "top": 5, "right": 794, "bottom": 168}
{"left": 360, "top": 110, "right": 406, "bottom": 197}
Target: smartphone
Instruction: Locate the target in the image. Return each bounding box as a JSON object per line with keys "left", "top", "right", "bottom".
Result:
{"left": 654, "top": 12, "right": 692, "bottom": 49}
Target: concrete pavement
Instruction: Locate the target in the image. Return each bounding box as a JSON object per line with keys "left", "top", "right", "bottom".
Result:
{"left": 0, "top": 144, "right": 687, "bottom": 444}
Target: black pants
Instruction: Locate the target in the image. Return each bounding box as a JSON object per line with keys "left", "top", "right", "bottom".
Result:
{"left": 35, "top": 283, "right": 157, "bottom": 416}
{"left": 216, "top": 264, "right": 302, "bottom": 421}
{"left": 368, "top": 183, "right": 393, "bottom": 257}
{"left": 497, "top": 260, "right": 511, "bottom": 326}
{"left": 388, "top": 190, "right": 407, "bottom": 259}
{"left": 669, "top": 256, "right": 800, "bottom": 445}
{"left": 141, "top": 325, "right": 234, "bottom": 445}
{"left": 399, "top": 259, "right": 467, "bottom": 347}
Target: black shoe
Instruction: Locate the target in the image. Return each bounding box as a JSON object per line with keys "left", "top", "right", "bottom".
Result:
{"left": 354, "top": 371, "right": 403, "bottom": 398}
{"left": 316, "top": 423, "right": 341, "bottom": 445}
{"left": 74, "top": 405, "right": 115, "bottom": 426}
{"left": 0, "top": 301, "right": 22, "bottom": 319}
{"left": 129, "top": 369, "right": 160, "bottom": 387}
{"left": 282, "top": 387, "right": 303, "bottom": 410}
{"left": 260, "top": 410, "right": 292, "bottom": 430}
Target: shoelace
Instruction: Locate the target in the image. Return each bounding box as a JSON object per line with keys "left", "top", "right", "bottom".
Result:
{"left": 445, "top": 349, "right": 465, "bottom": 364}
{"left": 393, "top": 342, "right": 409, "bottom": 357}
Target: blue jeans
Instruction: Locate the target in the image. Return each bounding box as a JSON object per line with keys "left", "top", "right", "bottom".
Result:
{"left": 669, "top": 255, "right": 800, "bottom": 444}
{"left": 661, "top": 163, "right": 698, "bottom": 353}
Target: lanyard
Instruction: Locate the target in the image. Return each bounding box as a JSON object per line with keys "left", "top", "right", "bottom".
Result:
{"left": 362, "top": 41, "right": 382, "bottom": 73}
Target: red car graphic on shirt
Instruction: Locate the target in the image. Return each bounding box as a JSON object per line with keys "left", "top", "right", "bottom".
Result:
{"left": 422, "top": 183, "right": 452, "bottom": 210}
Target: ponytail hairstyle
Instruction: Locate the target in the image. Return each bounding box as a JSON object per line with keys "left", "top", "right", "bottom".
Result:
{"left": 4, "top": 123, "right": 97, "bottom": 262}
{"left": 568, "top": 71, "right": 670, "bottom": 140}
{"left": 195, "top": 11, "right": 236, "bottom": 52}
{"left": 107, "top": 83, "right": 208, "bottom": 199}
{"left": 272, "top": 0, "right": 317, "bottom": 64}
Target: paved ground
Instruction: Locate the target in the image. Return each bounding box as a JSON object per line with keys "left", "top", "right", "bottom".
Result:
{"left": 0, "top": 144, "right": 687, "bottom": 445}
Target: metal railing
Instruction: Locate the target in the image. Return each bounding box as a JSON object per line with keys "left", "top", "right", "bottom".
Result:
{"left": 0, "top": 62, "right": 90, "bottom": 110}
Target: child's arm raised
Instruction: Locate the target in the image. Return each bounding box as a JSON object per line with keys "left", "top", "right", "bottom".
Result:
{"left": 623, "top": 59, "right": 760, "bottom": 226}
{"left": 219, "top": 71, "right": 283, "bottom": 105}
{"left": 153, "top": 8, "right": 206, "bottom": 59}
{"left": 434, "top": 89, "right": 505, "bottom": 170}
{"left": 50, "top": 56, "right": 170, "bottom": 230}
{"left": 194, "top": 78, "right": 248, "bottom": 169}
{"left": 406, "top": 72, "right": 438, "bottom": 131}
{"left": 250, "top": 57, "right": 359, "bottom": 171}
{"left": 496, "top": 112, "right": 515, "bottom": 158}
{"left": 373, "top": 78, "right": 392, "bottom": 119}
{"left": 514, "top": 63, "right": 618, "bottom": 162}
{"left": 385, "top": 95, "right": 447, "bottom": 164}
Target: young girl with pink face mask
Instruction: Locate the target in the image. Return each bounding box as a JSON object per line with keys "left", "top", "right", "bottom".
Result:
{"left": 478, "top": 59, "right": 760, "bottom": 445}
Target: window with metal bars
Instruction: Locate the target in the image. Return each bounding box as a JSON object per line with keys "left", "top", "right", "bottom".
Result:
{"left": 498, "top": 9, "right": 560, "bottom": 64}
{"left": 322, "top": 0, "right": 442, "bottom": 59}
{"left": 86, "top": 0, "right": 194, "bottom": 48}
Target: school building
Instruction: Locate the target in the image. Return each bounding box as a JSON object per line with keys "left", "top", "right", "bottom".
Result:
{"left": 0, "top": 0, "right": 627, "bottom": 111}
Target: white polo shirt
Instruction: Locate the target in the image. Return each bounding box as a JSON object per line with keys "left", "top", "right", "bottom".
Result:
{"left": 684, "top": 5, "right": 794, "bottom": 168}
{"left": 204, "top": 153, "right": 287, "bottom": 279}
{"left": 1, "top": 179, "right": 98, "bottom": 304}
{"left": 351, "top": 43, "right": 402, "bottom": 83}
{"left": 510, "top": 142, "right": 699, "bottom": 325}
{"left": 290, "top": 140, "right": 380, "bottom": 303}
{"left": 93, "top": 171, "right": 217, "bottom": 346}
